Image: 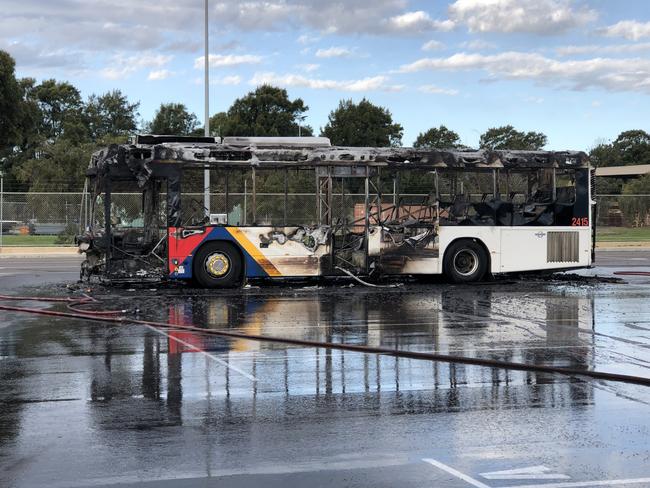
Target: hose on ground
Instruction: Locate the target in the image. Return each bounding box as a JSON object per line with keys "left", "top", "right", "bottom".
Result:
{"left": 2, "top": 301, "right": 650, "bottom": 388}
{"left": 335, "top": 266, "right": 402, "bottom": 288}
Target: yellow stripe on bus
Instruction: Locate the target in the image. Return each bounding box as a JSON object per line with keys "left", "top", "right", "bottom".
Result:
{"left": 226, "top": 227, "right": 282, "bottom": 277}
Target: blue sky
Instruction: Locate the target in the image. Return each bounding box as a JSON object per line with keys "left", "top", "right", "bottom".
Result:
{"left": 3, "top": 0, "right": 650, "bottom": 149}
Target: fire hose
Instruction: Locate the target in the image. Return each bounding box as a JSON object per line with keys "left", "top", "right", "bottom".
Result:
{"left": 2, "top": 294, "right": 650, "bottom": 387}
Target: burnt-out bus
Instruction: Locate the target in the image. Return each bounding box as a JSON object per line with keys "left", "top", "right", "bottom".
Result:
{"left": 77, "top": 135, "right": 595, "bottom": 287}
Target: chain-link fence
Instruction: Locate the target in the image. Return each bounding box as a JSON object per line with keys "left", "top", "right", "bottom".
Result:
{"left": 1, "top": 191, "right": 649, "bottom": 245}
{"left": 596, "top": 195, "right": 650, "bottom": 227}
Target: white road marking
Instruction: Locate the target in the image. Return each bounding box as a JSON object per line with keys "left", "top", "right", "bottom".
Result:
{"left": 142, "top": 324, "right": 257, "bottom": 382}
{"left": 481, "top": 465, "right": 570, "bottom": 480}
{"left": 506, "top": 478, "right": 650, "bottom": 488}
{"left": 422, "top": 458, "right": 491, "bottom": 488}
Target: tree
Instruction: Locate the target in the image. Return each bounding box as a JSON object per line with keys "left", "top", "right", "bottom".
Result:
{"left": 15, "top": 138, "right": 94, "bottom": 191}
{"left": 147, "top": 103, "right": 198, "bottom": 135}
{"left": 589, "top": 141, "right": 620, "bottom": 168}
{"left": 221, "top": 85, "right": 311, "bottom": 137}
{"left": 620, "top": 175, "right": 650, "bottom": 226}
{"left": 0, "top": 50, "right": 23, "bottom": 150}
{"left": 209, "top": 112, "right": 232, "bottom": 137}
{"left": 31, "top": 79, "right": 85, "bottom": 142}
{"left": 321, "top": 98, "right": 403, "bottom": 147}
{"left": 413, "top": 125, "right": 462, "bottom": 149}
{"left": 479, "top": 125, "right": 547, "bottom": 150}
{"left": 612, "top": 130, "right": 650, "bottom": 166}
{"left": 85, "top": 90, "right": 140, "bottom": 141}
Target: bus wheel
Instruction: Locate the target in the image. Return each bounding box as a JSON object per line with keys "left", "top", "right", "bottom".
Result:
{"left": 443, "top": 239, "right": 488, "bottom": 283}
{"left": 193, "top": 241, "right": 243, "bottom": 288}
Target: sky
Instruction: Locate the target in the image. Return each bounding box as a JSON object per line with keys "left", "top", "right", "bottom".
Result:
{"left": 2, "top": 0, "right": 650, "bottom": 150}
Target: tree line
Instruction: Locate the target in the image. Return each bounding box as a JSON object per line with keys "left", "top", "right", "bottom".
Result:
{"left": 1, "top": 49, "right": 648, "bottom": 194}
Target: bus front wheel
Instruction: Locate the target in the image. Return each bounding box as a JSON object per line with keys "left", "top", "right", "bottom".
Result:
{"left": 443, "top": 239, "right": 488, "bottom": 283}
{"left": 193, "top": 241, "right": 243, "bottom": 288}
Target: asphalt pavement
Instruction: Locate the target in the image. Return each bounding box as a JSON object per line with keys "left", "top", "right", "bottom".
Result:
{"left": 1, "top": 251, "right": 650, "bottom": 487}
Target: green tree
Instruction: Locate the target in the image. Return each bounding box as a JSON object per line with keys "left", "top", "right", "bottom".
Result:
{"left": 15, "top": 138, "right": 94, "bottom": 191}
{"left": 222, "top": 85, "right": 311, "bottom": 137}
{"left": 612, "top": 130, "right": 650, "bottom": 166}
{"left": 209, "top": 112, "right": 232, "bottom": 137}
{"left": 413, "top": 125, "right": 462, "bottom": 149}
{"left": 321, "top": 98, "right": 403, "bottom": 147}
{"left": 0, "top": 50, "right": 23, "bottom": 150}
{"left": 479, "top": 125, "right": 547, "bottom": 150}
{"left": 147, "top": 103, "right": 198, "bottom": 135}
{"left": 85, "top": 90, "right": 140, "bottom": 141}
{"left": 589, "top": 141, "right": 620, "bottom": 167}
{"left": 31, "top": 79, "right": 86, "bottom": 142}
{"left": 619, "top": 174, "right": 650, "bottom": 226}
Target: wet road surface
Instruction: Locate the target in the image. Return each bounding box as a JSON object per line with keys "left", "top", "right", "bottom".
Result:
{"left": 1, "top": 252, "right": 650, "bottom": 487}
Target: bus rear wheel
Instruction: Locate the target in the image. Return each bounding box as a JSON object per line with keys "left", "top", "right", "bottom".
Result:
{"left": 443, "top": 239, "right": 488, "bottom": 283}
{"left": 193, "top": 241, "right": 243, "bottom": 288}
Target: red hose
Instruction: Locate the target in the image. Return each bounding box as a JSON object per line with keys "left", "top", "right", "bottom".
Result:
{"left": 2, "top": 302, "right": 650, "bottom": 388}
{"left": 0, "top": 293, "right": 124, "bottom": 315}
{"left": 0, "top": 294, "right": 80, "bottom": 302}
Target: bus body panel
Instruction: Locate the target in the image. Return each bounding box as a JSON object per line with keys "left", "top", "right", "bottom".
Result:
{"left": 437, "top": 225, "right": 591, "bottom": 274}
{"left": 168, "top": 226, "right": 327, "bottom": 280}
{"left": 168, "top": 223, "right": 592, "bottom": 281}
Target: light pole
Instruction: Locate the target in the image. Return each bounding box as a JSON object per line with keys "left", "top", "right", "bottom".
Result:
{"left": 298, "top": 115, "right": 306, "bottom": 137}
{"left": 0, "top": 170, "right": 4, "bottom": 249}
{"left": 203, "top": 0, "right": 211, "bottom": 218}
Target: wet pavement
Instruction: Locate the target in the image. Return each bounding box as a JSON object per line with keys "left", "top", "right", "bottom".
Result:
{"left": 1, "top": 252, "right": 650, "bottom": 487}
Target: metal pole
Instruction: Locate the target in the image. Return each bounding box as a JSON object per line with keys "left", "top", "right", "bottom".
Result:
{"left": 0, "top": 171, "right": 3, "bottom": 249}
{"left": 203, "top": 0, "right": 211, "bottom": 218}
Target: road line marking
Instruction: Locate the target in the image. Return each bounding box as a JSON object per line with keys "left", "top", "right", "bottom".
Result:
{"left": 481, "top": 465, "right": 570, "bottom": 480}
{"left": 143, "top": 325, "right": 257, "bottom": 382}
{"left": 506, "top": 477, "right": 650, "bottom": 488}
{"left": 422, "top": 458, "right": 491, "bottom": 488}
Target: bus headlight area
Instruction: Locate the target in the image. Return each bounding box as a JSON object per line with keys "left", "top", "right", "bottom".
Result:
{"left": 77, "top": 135, "right": 595, "bottom": 287}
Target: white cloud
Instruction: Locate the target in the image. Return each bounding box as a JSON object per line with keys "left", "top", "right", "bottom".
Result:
{"left": 194, "top": 53, "right": 263, "bottom": 69}
{"left": 398, "top": 51, "right": 650, "bottom": 94}
{"left": 523, "top": 96, "right": 544, "bottom": 104}
{"left": 211, "top": 75, "right": 242, "bottom": 85}
{"left": 297, "top": 34, "right": 320, "bottom": 45}
{"left": 250, "top": 72, "right": 403, "bottom": 92}
{"left": 422, "top": 40, "right": 445, "bottom": 51}
{"left": 210, "top": 0, "right": 442, "bottom": 36}
{"left": 418, "top": 85, "right": 459, "bottom": 95}
{"left": 386, "top": 11, "right": 455, "bottom": 33}
{"left": 298, "top": 63, "right": 320, "bottom": 72}
{"left": 101, "top": 52, "right": 172, "bottom": 80}
{"left": 448, "top": 0, "right": 597, "bottom": 35}
{"left": 315, "top": 46, "right": 353, "bottom": 58}
{"left": 600, "top": 20, "right": 650, "bottom": 41}
{"left": 459, "top": 39, "right": 496, "bottom": 50}
{"left": 556, "top": 42, "right": 650, "bottom": 56}
{"left": 147, "top": 69, "right": 172, "bottom": 80}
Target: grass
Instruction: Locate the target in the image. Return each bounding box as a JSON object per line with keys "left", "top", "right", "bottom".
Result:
{"left": 0, "top": 235, "right": 62, "bottom": 246}
{"left": 597, "top": 227, "right": 650, "bottom": 242}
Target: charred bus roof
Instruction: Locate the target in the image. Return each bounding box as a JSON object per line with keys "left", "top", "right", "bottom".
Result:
{"left": 88, "top": 135, "right": 590, "bottom": 186}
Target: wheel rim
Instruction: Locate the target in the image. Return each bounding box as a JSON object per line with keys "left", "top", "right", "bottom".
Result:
{"left": 453, "top": 249, "right": 479, "bottom": 277}
{"left": 205, "top": 252, "right": 230, "bottom": 278}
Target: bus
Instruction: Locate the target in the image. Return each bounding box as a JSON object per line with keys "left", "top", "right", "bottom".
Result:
{"left": 77, "top": 135, "right": 595, "bottom": 287}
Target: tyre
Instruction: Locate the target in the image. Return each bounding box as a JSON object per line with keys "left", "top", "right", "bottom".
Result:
{"left": 443, "top": 239, "right": 488, "bottom": 283}
{"left": 193, "top": 241, "right": 243, "bottom": 288}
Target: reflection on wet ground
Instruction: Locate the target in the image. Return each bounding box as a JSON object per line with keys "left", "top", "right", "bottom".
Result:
{"left": 2, "top": 274, "right": 650, "bottom": 487}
